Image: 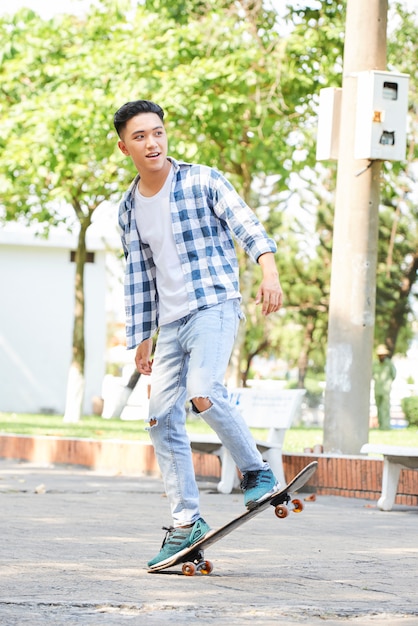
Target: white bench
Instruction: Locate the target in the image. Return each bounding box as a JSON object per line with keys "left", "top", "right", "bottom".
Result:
{"left": 360, "top": 444, "right": 418, "bottom": 511}
{"left": 189, "top": 388, "right": 305, "bottom": 494}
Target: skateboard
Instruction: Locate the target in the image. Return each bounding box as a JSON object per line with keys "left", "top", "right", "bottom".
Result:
{"left": 148, "top": 461, "right": 318, "bottom": 575}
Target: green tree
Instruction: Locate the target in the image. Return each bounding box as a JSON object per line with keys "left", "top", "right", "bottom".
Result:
{"left": 377, "top": 2, "right": 418, "bottom": 353}
{"left": 0, "top": 6, "right": 134, "bottom": 420}
{"left": 234, "top": 1, "right": 346, "bottom": 385}
{"left": 273, "top": 1, "right": 418, "bottom": 367}
{"left": 240, "top": 166, "right": 334, "bottom": 386}
{"left": 2, "top": 0, "right": 416, "bottom": 423}
{"left": 0, "top": 1, "right": 318, "bottom": 413}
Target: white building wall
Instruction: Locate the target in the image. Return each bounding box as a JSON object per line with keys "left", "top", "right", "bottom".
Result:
{"left": 0, "top": 234, "right": 107, "bottom": 415}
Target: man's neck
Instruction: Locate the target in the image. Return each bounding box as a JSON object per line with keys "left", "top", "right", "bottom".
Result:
{"left": 138, "top": 159, "right": 172, "bottom": 197}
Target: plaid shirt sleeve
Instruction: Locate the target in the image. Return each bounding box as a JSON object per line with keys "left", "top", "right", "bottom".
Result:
{"left": 207, "top": 166, "right": 277, "bottom": 263}
{"left": 118, "top": 178, "right": 158, "bottom": 349}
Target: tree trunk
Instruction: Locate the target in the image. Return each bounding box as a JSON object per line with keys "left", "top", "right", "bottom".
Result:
{"left": 63, "top": 364, "right": 85, "bottom": 423}
{"left": 385, "top": 252, "right": 418, "bottom": 353}
{"left": 226, "top": 173, "right": 257, "bottom": 388}
{"left": 226, "top": 254, "right": 253, "bottom": 388}
{"left": 241, "top": 339, "right": 269, "bottom": 387}
{"left": 101, "top": 370, "right": 142, "bottom": 419}
{"left": 63, "top": 215, "right": 91, "bottom": 423}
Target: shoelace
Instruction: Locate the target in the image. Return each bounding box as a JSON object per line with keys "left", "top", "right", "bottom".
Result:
{"left": 160, "top": 525, "right": 189, "bottom": 548}
{"left": 240, "top": 470, "right": 261, "bottom": 490}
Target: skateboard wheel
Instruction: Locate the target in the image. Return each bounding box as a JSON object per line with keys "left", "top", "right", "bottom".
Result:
{"left": 198, "top": 560, "right": 213, "bottom": 575}
{"left": 291, "top": 498, "right": 304, "bottom": 513}
{"left": 182, "top": 562, "right": 196, "bottom": 576}
{"left": 274, "top": 504, "right": 289, "bottom": 519}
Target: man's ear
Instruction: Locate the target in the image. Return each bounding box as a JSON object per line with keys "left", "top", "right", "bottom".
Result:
{"left": 118, "top": 140, "right": 130, "bottom": 156}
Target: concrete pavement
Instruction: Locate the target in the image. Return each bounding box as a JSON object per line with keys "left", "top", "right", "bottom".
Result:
{"left": 0, "top": 458, "right": 417, "bottom": 626}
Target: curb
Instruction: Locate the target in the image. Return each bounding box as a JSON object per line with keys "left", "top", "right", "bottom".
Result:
{"left": 1, "top": 434, "right": 417, "bottom": 507}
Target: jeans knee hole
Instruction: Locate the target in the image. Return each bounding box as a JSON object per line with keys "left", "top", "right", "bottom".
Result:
{"left": 146, "top": 417, "right": 158, "bottom": 431}
{"left": 191, "top": 397, "right": 212, "bottom": 414}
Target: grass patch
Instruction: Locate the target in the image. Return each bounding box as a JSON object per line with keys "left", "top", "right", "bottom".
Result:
{"left": 1, "top": 412, "right": 417, "bottom": 454}
{"left": 0, "top": 412, "right": 148, "bottom": 441}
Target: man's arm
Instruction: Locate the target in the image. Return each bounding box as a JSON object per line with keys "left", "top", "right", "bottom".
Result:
{"left": 255, "top": 252, "right": 283, "bottom": 316}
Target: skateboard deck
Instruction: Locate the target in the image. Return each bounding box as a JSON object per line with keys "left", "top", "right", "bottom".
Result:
{"left": 148, "top": 460, "right": 318, "bottom": 575}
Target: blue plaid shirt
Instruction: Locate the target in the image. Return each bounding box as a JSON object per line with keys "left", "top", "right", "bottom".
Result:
{"left": 118, "top": 157, "right": 277, "bottom": 349}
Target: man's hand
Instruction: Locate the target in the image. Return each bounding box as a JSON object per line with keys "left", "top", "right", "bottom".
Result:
{"left": 255, "top": 252, "right": 283, "bottom": 316}
{"left": 135, "top": 338, "right": 153, "bottom": 374}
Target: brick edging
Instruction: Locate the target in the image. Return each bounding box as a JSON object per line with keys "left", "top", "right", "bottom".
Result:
{"left": 1, "top": 434, "right": 417, "bottom": 507}
{"left": 0, "top": 433, "right": 159, "bottom": 475}
{"left": 283, "top": 453, "right": 418, "bottom": 507}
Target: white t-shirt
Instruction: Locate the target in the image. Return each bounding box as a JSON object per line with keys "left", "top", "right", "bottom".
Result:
{"left": 134, "top": 166, "right": 189, "bottom": 325}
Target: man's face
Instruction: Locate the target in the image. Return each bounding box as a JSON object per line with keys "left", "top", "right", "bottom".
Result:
{"left": 117, "top": 112, "right": 168, "bottom": 175}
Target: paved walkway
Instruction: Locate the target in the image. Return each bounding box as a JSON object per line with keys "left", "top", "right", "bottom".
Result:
{"left": 0, "top": 459, "right": 417, "bottom": 625}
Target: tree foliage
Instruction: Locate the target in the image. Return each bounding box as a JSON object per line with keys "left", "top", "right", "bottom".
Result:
{"left": 0, "top": 1, "right": 310, "bottom": 410}
{"left": 0, "top": 0, "right": 417, "bottom": 414}
{"left": 377, "top": 2, "right": 418, "bottom": 353}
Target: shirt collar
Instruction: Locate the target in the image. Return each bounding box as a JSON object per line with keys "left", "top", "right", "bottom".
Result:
{"left": 124, "top": 156, "right": 191, "bottom": 210}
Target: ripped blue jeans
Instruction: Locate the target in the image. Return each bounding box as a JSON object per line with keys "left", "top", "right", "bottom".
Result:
{"left": 147, "top": 299, "right": 265, "bottom": 527}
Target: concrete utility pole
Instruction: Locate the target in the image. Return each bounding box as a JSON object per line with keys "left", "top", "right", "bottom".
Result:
{"left": 323, "top": 0, "right": 388, "bottom": 454}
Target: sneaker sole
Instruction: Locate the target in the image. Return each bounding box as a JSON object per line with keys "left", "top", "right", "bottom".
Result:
{"left": 245, "top": 483, "right": 281, "bottom": 510}
{"left": 148, "top": 529, "right": 212, "bottom": 570}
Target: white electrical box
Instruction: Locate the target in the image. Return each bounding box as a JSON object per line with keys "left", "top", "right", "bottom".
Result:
{"left": 316, "top": 87, "right": 342, "bottom": 161}
{"left": 354, "top": 70, "right": 409, "bottom": 161}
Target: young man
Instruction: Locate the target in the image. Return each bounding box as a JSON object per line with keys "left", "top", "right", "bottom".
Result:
{"left": 114, "top": 100, "right": 283, "bottom": 568}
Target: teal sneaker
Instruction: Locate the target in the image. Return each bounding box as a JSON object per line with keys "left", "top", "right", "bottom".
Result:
{"left": 147, "top": 518, "right": 211, "bottom": 568}
{"left": 241, "top": 468, "right": 280, "bottom": 509}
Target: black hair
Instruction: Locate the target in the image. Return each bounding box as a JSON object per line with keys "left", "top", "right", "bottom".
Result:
{"left": 113, "top": 100, "right": 165, "bottom": 138}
